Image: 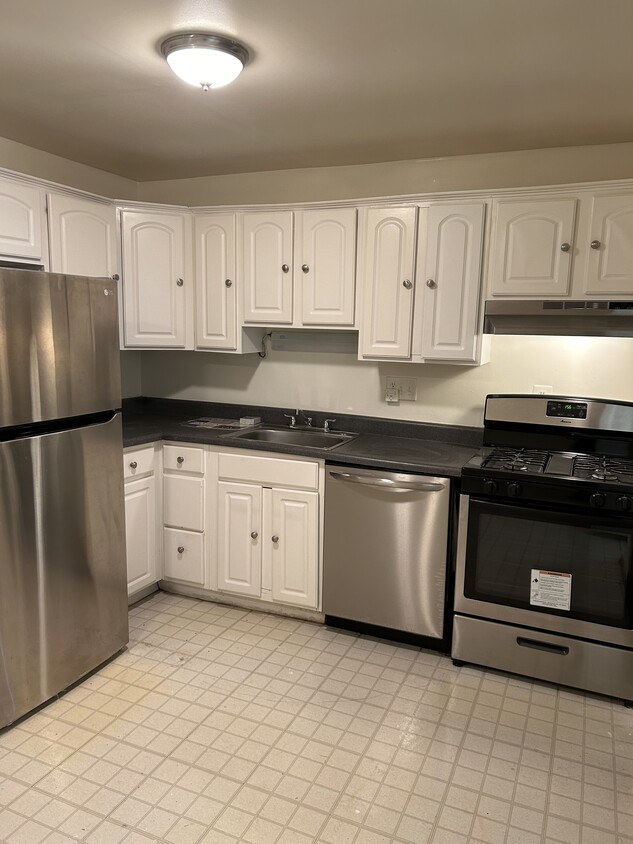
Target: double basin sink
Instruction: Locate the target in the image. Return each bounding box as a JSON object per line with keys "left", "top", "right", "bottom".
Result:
{"left": 222, "top": 426, "right": 358, "bottom": 451}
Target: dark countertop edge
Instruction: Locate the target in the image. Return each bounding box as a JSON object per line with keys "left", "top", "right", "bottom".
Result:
{"left": 123, "top": 396, "right": 484, "bottom": 447}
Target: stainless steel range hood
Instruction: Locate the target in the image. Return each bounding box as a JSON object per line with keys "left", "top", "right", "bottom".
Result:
{"left": 484, "top": 300, "right": 633, "bottom": 337}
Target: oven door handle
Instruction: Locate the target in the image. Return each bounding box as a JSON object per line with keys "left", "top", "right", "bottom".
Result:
{"left": 328, "top": 472, "right": 445, "bottom": 493}
{"left": 517, "top": 636, "right": 570, "bottom": 656}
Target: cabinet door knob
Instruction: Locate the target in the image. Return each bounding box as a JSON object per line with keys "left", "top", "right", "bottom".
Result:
{"left": 250, "top": 531, "right": 258, "bottom": 540}
{"left": 281, "top": 264, "right": 290, "bottom": 273}
{"left": 403, "top": 279, "right": 413, "bottom": 290}
{"left": 426, "top": 279, "right": 437, "bottom": 289}
{"left": 176, "top": 278, "right": 184, "bottom": 286}
{"left": 112, "top": 273, "right": 120, "bottom": 281}
{"left": 129, "top": 461, "right": 138, "bottom": 469}
{"left": 225, "top": 278, "right": 233, "bottom": 287}
{"left": 301, "top": 264, "right": 309, "bottom": 274}
{"left": 560, "top": 242, "right": 571, "bottom": 253}
{"left": 590, "top": 240, "right": 602, "bottom": 250}
{"left": 176, "top": 456, "right": 185, "bottom": 465}
{"left": 177, "top": 546, "right": 185, "bottom": 554}
{"left": 272, "top": 535, "right": 279, "bottom": 543}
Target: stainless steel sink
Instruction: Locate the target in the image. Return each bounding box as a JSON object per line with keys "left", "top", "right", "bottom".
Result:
{"left": 223, "top": 426, "right": 357, "bottom": 450}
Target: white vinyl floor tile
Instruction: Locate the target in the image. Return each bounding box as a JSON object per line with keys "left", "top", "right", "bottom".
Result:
{"left": 0, "top": 592, "right": 632, "bottom": 843}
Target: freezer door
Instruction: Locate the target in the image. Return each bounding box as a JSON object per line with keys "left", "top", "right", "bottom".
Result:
{"left": 0, "top": 269, "right": 121, "bottom": 427}
{"left": 0, "top": 413, "right": 128, "bottom": 727}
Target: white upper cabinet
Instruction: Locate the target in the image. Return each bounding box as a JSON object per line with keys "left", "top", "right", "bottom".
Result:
{"left": 195, "top": 213, "right": 237, "bottom": 350}
{"left": 121, "top": 210, "right": 191, "bottom": 348}
{"left": 419, "top": 203, "right": 485, "bottom": 362}
{"left": 242, "top": 211, "right": 293, "bottom": 324}
{"left": 47, "top": 193, "right": 117, "bottom": 278}
{"left": 583, "top": 193, "right": 633, "bottom": 296}
{"left": 488, "top": 197, "right": 577, "bottom": 297}
{"left": 359, "top": 206, "right": 417, "bottom": 358}
{"left": 0, "top": 177, "right": 44, "bottom": 261}
{"left": 295, "top": 208, "right": 357, "bottom": 326}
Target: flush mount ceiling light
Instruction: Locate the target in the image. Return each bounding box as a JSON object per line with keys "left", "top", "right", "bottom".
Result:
{"left": 160, "top": 33, "right": 249, "bottom": 90}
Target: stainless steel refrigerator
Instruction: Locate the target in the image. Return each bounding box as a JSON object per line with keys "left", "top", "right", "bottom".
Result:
{"left": 0, "top": 268, "right": 128, "bottom": 729}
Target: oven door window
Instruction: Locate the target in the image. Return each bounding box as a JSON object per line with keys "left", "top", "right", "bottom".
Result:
{"left": 464, "top": 499, "right": 633, "bottom": 628}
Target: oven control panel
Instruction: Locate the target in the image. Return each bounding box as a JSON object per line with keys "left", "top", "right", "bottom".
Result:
{"left": 546, "top": 400, "right": 587, "bottom": 419}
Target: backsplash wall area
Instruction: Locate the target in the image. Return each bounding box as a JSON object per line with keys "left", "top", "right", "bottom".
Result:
{"left": 123, "top": 335, "right": 633, "bottom": 427}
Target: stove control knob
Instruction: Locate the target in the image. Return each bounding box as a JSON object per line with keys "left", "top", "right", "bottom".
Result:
{"left": 590, "top": 492, "right": 606, "bottom": 508}
{"left": 483, "top": 479, "right": 498, "bottom": 494}
{"left": 507, "top": 482, "right": 522, "bottom": 497}
{"left": 616, "top": 495, "right": 632, "bottom": 512}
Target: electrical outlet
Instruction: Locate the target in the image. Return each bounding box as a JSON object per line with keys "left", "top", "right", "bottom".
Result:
{"left": 385, "top": 387, "right": 400, "bottom": 403}
{"left": 532, "top": 384, "right": 553, "bottom": 395}
{"left": 385, "top": 376, "right": 418, "bottom": 401}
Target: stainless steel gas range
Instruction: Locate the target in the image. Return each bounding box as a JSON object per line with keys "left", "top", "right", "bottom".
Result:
{"left": 453, "top": 394, "right": 633, "bottom": 704}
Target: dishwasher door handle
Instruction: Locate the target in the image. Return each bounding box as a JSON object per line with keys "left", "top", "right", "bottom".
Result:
{"left": 328, "top": 471, "right": 445, "bottom": 492}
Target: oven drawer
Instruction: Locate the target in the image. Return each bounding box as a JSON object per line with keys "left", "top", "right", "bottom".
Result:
{"left": 453, "top": 614, "right": 633, "bottom": 701}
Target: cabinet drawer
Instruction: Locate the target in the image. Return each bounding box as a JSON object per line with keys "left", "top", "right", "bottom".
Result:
{"left": 163, "top": 528, "right": 204, "bottom": 586}
{"left": 163, "top": 444, "right": 205, "bottom": 474}
{"left": 164, "top": 475, "right": 204, "bottom": 531}
{"left": 124, "top": 445, "right": 155, "bottom": 479}
{"left": 218, "top": 451, "right": 319, "bottom": 489}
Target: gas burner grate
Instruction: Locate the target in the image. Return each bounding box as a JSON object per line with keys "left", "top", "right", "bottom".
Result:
{"left": 573, "top": 455, "right": 633, "bottom": 484}
{"left": 482, "top": 448, "right": 549, "bottom": 474}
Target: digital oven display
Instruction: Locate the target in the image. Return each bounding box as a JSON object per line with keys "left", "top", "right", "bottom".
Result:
{"left": 546, "top": 400, "right": 588, "bottom": 419}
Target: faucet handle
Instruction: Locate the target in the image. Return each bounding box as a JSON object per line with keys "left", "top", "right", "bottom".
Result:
{"left": 284, "top": 411, "right": 297, "bottom": 428}
{"left": 324, "top": 418, "right": 337, "bottom": 433}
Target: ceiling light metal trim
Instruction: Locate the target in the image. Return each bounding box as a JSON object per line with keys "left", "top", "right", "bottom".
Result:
{"left": 160, "top": 33, "right": 250, "bottom": 90}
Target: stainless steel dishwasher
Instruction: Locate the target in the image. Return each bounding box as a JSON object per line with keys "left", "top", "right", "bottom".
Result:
{"left": 323, "top": 464, "right": 450, "bottom": 644}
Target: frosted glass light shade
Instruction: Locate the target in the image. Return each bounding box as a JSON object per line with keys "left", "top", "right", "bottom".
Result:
{"left": 161, "top": 34, "right": 249, "bottom": 90}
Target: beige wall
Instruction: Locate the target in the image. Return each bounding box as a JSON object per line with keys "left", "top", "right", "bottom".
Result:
{"left": 120, "top": 352, "right": 143, "bottom": 398}
{"left": 0, "top": 136, "right": 137, "bottom": 199}
{"left": 136, "top": 142, "right": 633, "bottom": 207}
{"left": 134, "top": 336, "right": 633, "bottom": 427}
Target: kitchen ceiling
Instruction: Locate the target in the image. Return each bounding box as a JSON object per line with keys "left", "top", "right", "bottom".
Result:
{"left": 3, "top": 0, "right": 633, "bottom": 181}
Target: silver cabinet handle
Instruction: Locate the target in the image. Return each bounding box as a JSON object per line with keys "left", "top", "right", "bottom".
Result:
{"left": 251, "top": 531, "right": 258, "bottom": 540}
{"left": 129, "top": 461, "right": 138, "bottom": 469}
{"left": 112, "top": 273, "right": 120, "bottom": 281}
{"left": 177, "top": 546, "right": 185, "bottom": 554}
{"left": 328, "top": 471, "right": 445, "bottom": 492}
{"left": 301, "top": 264, "right": 309, "bottom": 273}
{"left": 225, "top": 278, "right": 233, "bottom": 287}
{"left": 402, "top": 279, "right": 413, "bottom": 289}
{"left": 426, "top": 279, "right": 437, "bottom": 288}
{"left": 272, "top": 535, "right": 279, "bottom": 543}
{"left": 590, "top": 240, "right": 601, "bottom": 250}
{"left": 282, "top": 264, "right": 289, "bottom": 273}
{"left": 176, "top": 456, "right": 185, "bottom": 465}
{"left": 176, "top": 278, "right": 184, "bottom": 286}
{"left": 560, "top": 242, "right": 571, "bottom": 252}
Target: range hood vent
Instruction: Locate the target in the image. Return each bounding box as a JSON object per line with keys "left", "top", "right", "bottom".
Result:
{"left": 484, "top": 300, "right": 633, "bottom": 337}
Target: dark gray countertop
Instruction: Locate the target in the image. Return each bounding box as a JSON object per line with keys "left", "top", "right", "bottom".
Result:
{"left": 122, "top": 398, "right": 482, "bottom": 478}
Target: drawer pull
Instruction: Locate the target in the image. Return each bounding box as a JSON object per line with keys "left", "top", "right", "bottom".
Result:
{"left": 517, "top": 636, "right": 569, "bottom": 656}
{"left": 177, "top": 456, "right": 185, "bottom": 465}
{"left": 250, "top": 531, "right": 258, "bottom": 540}
{"left": 177, "top": 546, "right": 185, "bottom": 554}
{"left": 272, "top": 535, "right": 279, "bottom": 543}
{"left": 129, "top": 461, "right": 138, "bottom": 469}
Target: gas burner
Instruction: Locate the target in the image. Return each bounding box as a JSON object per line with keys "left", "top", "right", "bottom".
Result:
{"left": 482, "top": 448, "right": 549, "bottom": 474}
{"left": 573, "top": 455, "right": 633, "bottom": 484}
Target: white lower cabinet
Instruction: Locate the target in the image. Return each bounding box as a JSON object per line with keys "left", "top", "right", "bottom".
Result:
{"left": 269, "top": 488, "right": 319, "bottom": 608}
{"left": 162, "top": 443, "right": 206, "bottom": 587}
{"left": 215, "top": 450, "right": 322, "bottom": 610}
{"left": 123, "top": 445, "right": 160, "bottom": 601}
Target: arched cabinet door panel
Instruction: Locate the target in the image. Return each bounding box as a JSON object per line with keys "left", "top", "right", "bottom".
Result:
{"left": 489, "top": 198, "right": 577, "bottom": 297}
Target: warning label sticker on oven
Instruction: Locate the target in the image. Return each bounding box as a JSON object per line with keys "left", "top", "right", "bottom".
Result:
{"left": 530, "top": 570, "right": 572, "bottom": 611}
